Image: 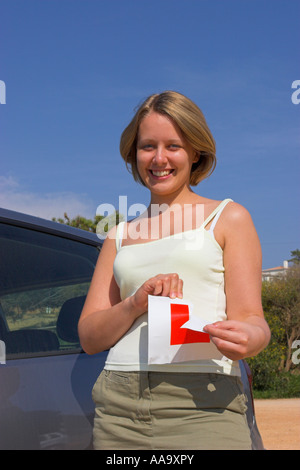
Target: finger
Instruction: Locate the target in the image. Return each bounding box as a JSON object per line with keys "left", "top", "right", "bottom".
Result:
{"left": 143, "top": 278, "right": 160, "bottom": 295}
{"left": 210, "top": 334, "right": 249, "bottom": 360}
{"left": 205, "top": 323, "right": 248, "bottom": 346}
{"left": 152, "top": 279, "right": 163, "bottom": 296}
{"left": 148, "top": 273, "right": 183, "bottom": 299}
{"left": 161, "top": 275, "right": 171, "bottom": 297}
{"left": 209, "top": 336, "right": 246, "bottom": 361}
{"left": 169, "top": 273, "right": 179, "bottom": 298}
{"left": 177, "top": 278, "right": 183, "bottom": 298}
{"left": 205, "top": 320, "right": 239, "bottom": 330}
{"left": 204, "top": 321, "right": 240, "bottom": 337}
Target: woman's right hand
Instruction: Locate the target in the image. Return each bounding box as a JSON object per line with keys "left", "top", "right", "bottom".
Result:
{"left": 131, "top": 273, "right": 183, "bottom": 316}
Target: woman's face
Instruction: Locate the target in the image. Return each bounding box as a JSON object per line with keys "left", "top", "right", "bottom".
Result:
{"left": 136, "top": 112, "right": 198, "bottom": 201}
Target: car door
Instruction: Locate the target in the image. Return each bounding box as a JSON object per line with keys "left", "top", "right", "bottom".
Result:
{"left": 0, "top": 220, "right": 107, "bottom": 449}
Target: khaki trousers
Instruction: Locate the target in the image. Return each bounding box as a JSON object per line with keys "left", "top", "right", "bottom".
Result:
{"left": 92, "top": 370, "right": 252, "bottom": 450}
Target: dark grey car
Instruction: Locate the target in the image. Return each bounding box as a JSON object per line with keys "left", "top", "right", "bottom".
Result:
{"left": 0, "top": 207, "right": 264, "bottom": 449}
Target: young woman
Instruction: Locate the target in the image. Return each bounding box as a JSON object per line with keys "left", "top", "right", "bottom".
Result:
{"left": 78, "top": 91, "right": 270, "bottom": 450}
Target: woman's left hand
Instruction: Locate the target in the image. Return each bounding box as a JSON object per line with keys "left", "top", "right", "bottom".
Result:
{"left": 203, "top": 319, "right": 269, "bottom": 361}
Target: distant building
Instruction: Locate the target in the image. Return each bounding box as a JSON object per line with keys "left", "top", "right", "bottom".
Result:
{"left": 262, "top": 260, "right": 289, "bottom": 282}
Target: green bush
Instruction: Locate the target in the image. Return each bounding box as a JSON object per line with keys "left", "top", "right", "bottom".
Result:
{"left": 252, "top": 372, "right": 300, "bottom": 399}
{"left": 248, "top": 264, "right": 300, "bottom": 398}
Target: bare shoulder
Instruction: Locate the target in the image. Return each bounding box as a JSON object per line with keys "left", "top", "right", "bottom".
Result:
{"left": 95, "top": 224, "right": 118, "bottom": 263}
{"left": 104, "top": 223, "right": 119, "bottom": 245}
{"left": 213, "top": 200, "right": 258, "bottom": 250}
{"left": 81, "top": 223, "right": 121, "bottom": 314}
{"left": 193, "top": 195, "right": 221, "bottom": 206}
{"left": 222, "top": 201, "right": 260, "bottom": 251}
{"left": 192, "top": 195, "right": 223, "bottom": 213}
{"left": 222, "top": 201, "right": 254, "bottom": 225}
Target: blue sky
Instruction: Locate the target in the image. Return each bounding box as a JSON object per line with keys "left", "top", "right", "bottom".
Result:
{"left": 1, "top": 0, "right": 299, "bottom": 269}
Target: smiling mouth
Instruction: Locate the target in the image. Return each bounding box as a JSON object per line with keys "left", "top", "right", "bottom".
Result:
{"left": 150, "top": 169, "right": 174, "bottom": 177}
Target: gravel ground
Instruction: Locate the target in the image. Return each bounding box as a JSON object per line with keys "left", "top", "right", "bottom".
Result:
{"left": 254, "top": 398, "right": 300, "bottom": 450}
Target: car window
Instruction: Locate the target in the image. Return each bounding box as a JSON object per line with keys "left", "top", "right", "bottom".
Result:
{"left": 0, "top": 222, "right": 99, "bottom": 359}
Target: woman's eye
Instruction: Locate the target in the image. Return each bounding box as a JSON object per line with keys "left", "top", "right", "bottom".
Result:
{"left": 142, "top": 144, "right": 154, "bottom": 150}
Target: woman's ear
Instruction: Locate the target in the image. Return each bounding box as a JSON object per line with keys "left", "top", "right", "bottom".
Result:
{"left": 193, "top": 152, "right": 200, "bottom": 163}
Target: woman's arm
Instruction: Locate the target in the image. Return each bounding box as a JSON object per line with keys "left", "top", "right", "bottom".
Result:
{"left": 78, "top": 227, "right": 136, "bottom": 354}
{"left": 78, "top": 226, "right": 183, "bottom": 354}
{"left": 204, "top": 203, "right": 271, "bottom": 360}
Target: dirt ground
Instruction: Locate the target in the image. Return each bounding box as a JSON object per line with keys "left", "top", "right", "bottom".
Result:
{"left": 253, "top": 398, "right": 300, "bottom": 450}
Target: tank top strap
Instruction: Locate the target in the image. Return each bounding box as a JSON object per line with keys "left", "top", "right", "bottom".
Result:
{"left": 115, "top": 221, "right": 126, "bottom": 251}
{"left": 202, "top": 198, "right": 233, "bottom": 230}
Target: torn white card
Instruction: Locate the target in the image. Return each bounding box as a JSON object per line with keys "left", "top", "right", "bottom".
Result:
{"left": 148, "top": 295, "right": 214, "bottom": 365}
{"left": 180, "top": 315, "right": 209, "bottom": 333}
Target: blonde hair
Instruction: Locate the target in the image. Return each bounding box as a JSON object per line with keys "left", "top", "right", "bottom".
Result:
{"left": 120, "top": 90, "right": 216, "bottom": 186}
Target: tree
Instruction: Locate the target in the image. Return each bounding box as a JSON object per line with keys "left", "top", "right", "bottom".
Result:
{"left": 289, "top": 249, "right": 300, "bottom": 265}
{"left": 261, "top": 264, "right": 300, "bottom": 371}
{"left": 248, "top": 250, "right": 300, "bottom": 393}
{"left": 52, "top": 212, "right": 123, "bottom": 236}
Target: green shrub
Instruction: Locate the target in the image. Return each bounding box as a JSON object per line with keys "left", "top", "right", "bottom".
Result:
{"left": 252, "top": 372, "right": 300, "bottom": 399}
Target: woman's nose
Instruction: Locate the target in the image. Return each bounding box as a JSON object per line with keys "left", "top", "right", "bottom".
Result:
{"left": 152, "top": 146, "right": 167, "bottom": 165}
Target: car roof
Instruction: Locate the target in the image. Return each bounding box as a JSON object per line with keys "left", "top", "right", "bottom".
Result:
{"left": 0, "top": 207, "right": 102, "bottom": 247}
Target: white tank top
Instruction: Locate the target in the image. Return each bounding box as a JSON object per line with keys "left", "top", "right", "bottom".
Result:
{"left": 105, "top": 198, "right": 241, "bottom": 376}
